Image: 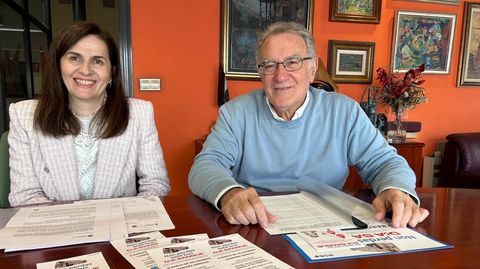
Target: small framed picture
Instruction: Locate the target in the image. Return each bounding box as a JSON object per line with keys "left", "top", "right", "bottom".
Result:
{"left": 391, "top": 10, "right": 456, "bottom": 74}
{"left": 329, "top": 0, "right": 382, "bottom": 24}
{"left": 327, "top": 40, "right": 375, "bottom": 84}
{"left": 457, "top": 2, "right": 480, "bottom": 87}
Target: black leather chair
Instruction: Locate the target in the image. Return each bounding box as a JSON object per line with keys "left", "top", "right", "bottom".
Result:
{"left": 440, "top": 132, "right": 480, "bottom": 189}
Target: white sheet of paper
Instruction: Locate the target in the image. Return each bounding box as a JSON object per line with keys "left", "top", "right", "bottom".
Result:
{"left": 36, "top": 251, "right": 110, "bottom": 269}
{"left": 260, "top": 192, "right": 351, "bottom": 235}
{"left": 74, "top": 199, "right": 128, "bottom": 240}
{"left": 74, "top": 196, "right": 174, "bottom": 236}
{"left": 120, "top": 196, "right": 175, "bottom": 234}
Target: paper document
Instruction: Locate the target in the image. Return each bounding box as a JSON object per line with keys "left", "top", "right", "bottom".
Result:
{"left": 120, "top": 196, "right": 174, "bottom": 234}
{"left": 261, "top": 190, "right": 372, "bottom": 235}
{"left": 0, "top": 196, "right": 174, "bottom": 252}
{"left": 0, "top": 202, "right": 111, "bottom": 252}
{"left": 111, "top": 232, "right": 209, "bottom": 269}
{"left": 76, "top": 196, "right": 174, "bottom": 236}
{"left": 76, "top": 199, "right": 128, "bottom": 240}
{"left": 36, "top": 252, "right": 110, "bottom": 269}
{"left": 204, "top": 233, "right": 294, "bottom": 269}
{"left": 148, "top": 233, "right": 294, "bottom": 269}
{"left": 286, "top": 222, "right": 452, "bottom": 262}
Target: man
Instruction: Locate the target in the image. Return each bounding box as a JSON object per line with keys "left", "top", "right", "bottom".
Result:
{"left": 189, "top": 21, "right": 429, "bottom": 229}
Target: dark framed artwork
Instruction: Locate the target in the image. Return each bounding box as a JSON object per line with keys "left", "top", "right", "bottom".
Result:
{"left": 221, "top": 0, "right": 314, "bottom": 80}
{"left": 457, "top": 2, "right": 480, "bottom": 87}
{"left": 329, "top": 0, "right": 381, "bottom": 24}
{"left": 327, "top": 40, "right": 375, "bottom": 84}
{"left": 391, "top": 10, "right": 456, "bottom": 74}
{"left": 403, "top": 0, "right": 459, "bottom": 5}
{"left": 102, "top": 0, "right": 115, "bottom": 8}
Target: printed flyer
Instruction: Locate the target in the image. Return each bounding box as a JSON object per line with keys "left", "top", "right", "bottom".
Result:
{"left": 36, "top": 252, "right": 109, "bottom": 269}
{"left": 285, "top": 223, "right": 452, "bottom": 262}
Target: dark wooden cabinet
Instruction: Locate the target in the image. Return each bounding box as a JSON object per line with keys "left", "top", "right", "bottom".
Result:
{"left": 344, "top": 141, "right": 425, "bottom": 190}
{"left": 393, "top": 141, "right": 425, "bottom": 187}
{"left": 195, "top": 138, "right": 425, "bottom": 191}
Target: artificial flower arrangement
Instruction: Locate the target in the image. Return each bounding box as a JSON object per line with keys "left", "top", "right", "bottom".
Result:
{"left": 376, "top": 63, "right": 428, "bottom": 113}
{"left": 375, "top": 64, "right": 428, "bottom": 142}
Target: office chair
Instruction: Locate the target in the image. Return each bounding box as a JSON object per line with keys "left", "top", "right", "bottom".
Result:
{"left": 0, "top": 131, "right": 10, "bottom": 208}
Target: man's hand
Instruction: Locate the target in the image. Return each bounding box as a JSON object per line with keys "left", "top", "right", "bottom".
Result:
{"left": 372, "top": 189, "right": 429, "bottom": 228}
{"left": 219, "top": 187, "right": 277, "bottom": 228}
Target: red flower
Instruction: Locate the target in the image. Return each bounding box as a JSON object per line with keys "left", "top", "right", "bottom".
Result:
{"left": 375, "top": 64, "right": 427, "bottom": 111}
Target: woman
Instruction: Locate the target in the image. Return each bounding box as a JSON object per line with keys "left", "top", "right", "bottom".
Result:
{"left": 8, "top": 22, "right": 170, "bottom": 206}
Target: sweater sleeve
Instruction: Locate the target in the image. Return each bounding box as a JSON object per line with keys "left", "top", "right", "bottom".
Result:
{"left": 346, "top": 102, "right": 419, "bottom": 203}
{"left": 188, "top": 105, "right": 243, "bottom": 206}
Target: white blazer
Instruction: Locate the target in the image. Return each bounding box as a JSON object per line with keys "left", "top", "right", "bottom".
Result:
{"left": 8, "top": 98, "right": 170, "bottom": 206}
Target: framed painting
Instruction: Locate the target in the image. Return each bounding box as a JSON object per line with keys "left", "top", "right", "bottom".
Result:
{"left": 457, "top": 2, "right": 480, "bottom": 87}
{"left": 402, "top": 0, "right": 459, "bottom": 5}
{"left": 221, "top": 0, "right": 314, "bottom": 80}
{"left": 327, "top": 40, "right": 375, "bottom": 84}
{"left": 391, "top": 11, "right": 456, "bottom": 74}
{"left": 329, "top": 0, "right": 381, "bottom": 24}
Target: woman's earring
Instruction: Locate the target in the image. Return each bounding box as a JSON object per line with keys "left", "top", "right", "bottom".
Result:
{"left": 107, "top": 81, "right": 112, "bottom": 88}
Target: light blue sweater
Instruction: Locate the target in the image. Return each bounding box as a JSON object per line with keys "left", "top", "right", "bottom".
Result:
{"left": 189, "top": 87, "right": 417, "bottom": 207}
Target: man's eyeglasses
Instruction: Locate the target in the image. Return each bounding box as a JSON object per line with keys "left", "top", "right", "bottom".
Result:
{"left": 257, "top": 56, "right": 314, "bottom": 75}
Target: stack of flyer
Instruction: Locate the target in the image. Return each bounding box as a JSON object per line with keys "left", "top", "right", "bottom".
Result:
{"left": 110, "top": 232, "right": 294, "bottom": 269}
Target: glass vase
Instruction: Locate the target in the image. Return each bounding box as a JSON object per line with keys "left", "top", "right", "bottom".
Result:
{"left": 387, "top": 105, "right": 407, "bottom": 143}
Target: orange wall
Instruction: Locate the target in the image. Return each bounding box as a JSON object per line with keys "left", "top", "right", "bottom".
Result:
{"left": 131, "top": 1, "right": 480, "bottom": 195}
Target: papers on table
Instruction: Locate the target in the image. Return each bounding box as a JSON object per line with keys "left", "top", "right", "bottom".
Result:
{"left": 0, "top": 196, "right": 174, "bottom": 252}
{"left": 0, "top": 202, "right": 112, "bottom": 252}
{"left": 36, "top": 252, "right": 109, "bottom": 269}
{"left": 110, "top": 232, "right": 208, "bottom": 269}
{"left": 77, "top": 196, "right": 175, "bottom": 235}
{"left": 259, "top": 185, "right": 451, "bottom": 262}
{"left": 260, "top": 190, "right": 374, "bottom": 235}
{"left": 147, "top": 233, "right": 294, "bottom": 269}
{"left": 111, "top": 232, "right": 294, "bottom": 269}
{"left": 121, "top": 196, "right": 174, "bottom": 234}
{"left": 285, "top": 223, "right": 452, "bottom": 262}
{"left": 261, "top": 192, "right": 348, "bottom": 235}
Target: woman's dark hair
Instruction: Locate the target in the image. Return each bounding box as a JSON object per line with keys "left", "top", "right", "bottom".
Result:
{"left": 34, "top": 21, "right": 129, "bottom": 138}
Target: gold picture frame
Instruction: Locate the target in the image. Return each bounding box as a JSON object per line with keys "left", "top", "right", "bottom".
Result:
{"left": 457, "top": 2, "right": 480, "bottom": 87}
{"left": 221, "top": 0, "right": 314, "bottom": 80}
{"left": 327, "top": 40, "right": 375, "bottom": 84}
{"left": 329, "top": 0, "right": 382, "bottom": 24}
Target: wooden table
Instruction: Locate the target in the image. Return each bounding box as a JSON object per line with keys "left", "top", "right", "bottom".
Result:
{"left": 1, "top": 188, "right": 479, "bottom": 268}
